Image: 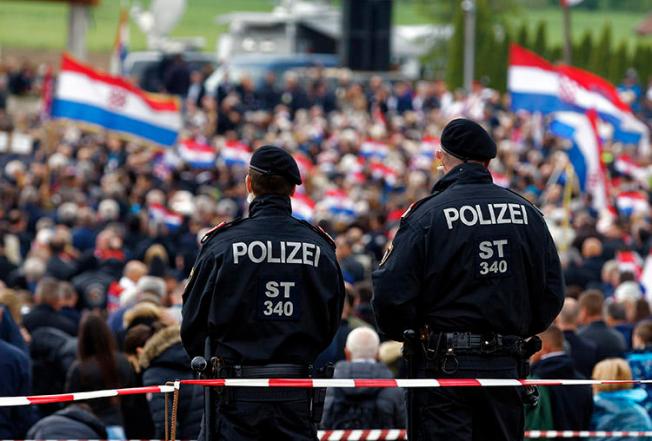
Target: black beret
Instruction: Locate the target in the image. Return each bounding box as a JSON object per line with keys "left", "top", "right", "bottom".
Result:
{"left": 440, "top": 118, "right": 497, "bottom": 161}
{"left": 249, "top": 145, "right": 302, "bottom": 185}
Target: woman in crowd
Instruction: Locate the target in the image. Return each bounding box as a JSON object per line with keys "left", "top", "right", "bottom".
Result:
{"left": 591, "top": 358, "right": 652, "bottom": 440}
{"left": 65, "top": 313, "right": 136, "bottom": 439}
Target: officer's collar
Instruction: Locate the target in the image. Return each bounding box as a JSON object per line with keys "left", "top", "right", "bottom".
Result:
{"left": 431, "top": 162, "right": 492, "bottom": 193}
{"left": 249, "top": 194, "right": 292, "bottom": 217}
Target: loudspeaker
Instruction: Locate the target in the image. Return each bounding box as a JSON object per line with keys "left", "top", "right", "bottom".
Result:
{"left": 340, "top": 0, "right": 392, "bottom": 71}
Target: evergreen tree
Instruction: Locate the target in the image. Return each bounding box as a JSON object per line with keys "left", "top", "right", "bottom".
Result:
{"left": 445, "top": 1, "right": 465, "bottom": 90}
{"left": 445, "top": 0, "right": 500, "bottom": 90}
{"left": 533, "top": 21, "right": 548, "bottom": 57}
{"left": 516, "top": 23, "right": 530, "bottom": 49}
{"left": 574, "top": 31, "right": 594, "bottom": 70}
{"left": 548, "top": 45, "right": 563, "bottom": 64}
{"left": 608, "top": 41, "right": 629, "bottom": 84}
{"left": 588, "top": 23, "right": 612, "bottom": 77}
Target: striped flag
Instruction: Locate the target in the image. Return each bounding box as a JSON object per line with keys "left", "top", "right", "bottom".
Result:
{"left": 178, "top": 139, "right": 216, "bottom": 169}
{"left": 614, "top": 155, "right": 649, "bottom": 188}
{"left": 617, "top": 250, "right": 644, "bottom": 280}
{"left": 616, "top": 191, "right": 650, "bottom": 216}
{"left": 149, "top": 203, "right": 183, "bottom": 231}
{"left": 221, "top": 140, "right": 251, "bottom": 167}
{"left": 360, "top": 139, "right": 389, "bottom": 161}
{"left": 109, "top": 6, "right": 129, "bottom": 76}
{"left": 291, "top": 193, "right": 316, "bottom": 222}
{"left": 52, "top": 54, "right": 181, "bottom": 147}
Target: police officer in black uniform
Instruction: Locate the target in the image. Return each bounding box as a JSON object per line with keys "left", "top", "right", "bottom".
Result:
{"left": 372, "top": 119, "right": 565, "bottom": 441}
{"left": 181, "top": 145, "right": 345, "bottom": 440}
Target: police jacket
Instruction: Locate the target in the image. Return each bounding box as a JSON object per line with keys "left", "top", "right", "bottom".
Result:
{"left": 181, "top": 194, "right": 345, "bottom": 364}
{"left": 372, "top": 163, "right": 564, "bottom": 341}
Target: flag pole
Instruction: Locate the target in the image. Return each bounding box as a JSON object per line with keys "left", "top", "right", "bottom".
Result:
{"left": 562, "top": 0, "right": 572, "bottom": 64}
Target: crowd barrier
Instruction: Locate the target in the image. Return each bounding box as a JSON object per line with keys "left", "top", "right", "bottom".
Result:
{"left": 5, "top": 379, "right": 652, "bottom": 439}
{"left": 3, "top": 433, "right": 652, "bottom": 440}
{"left": 2, "top": 378, "right": 652, "bottom": 407}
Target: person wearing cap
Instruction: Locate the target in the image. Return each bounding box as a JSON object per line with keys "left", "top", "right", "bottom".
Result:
{"left": 181, "top": 145, "right": 345, "bottom": 441}
{"left": 372, "top": 119, "right": 564, "bottom": 441}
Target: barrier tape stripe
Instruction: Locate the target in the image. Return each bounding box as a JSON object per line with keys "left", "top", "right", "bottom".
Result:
{"left": 317, "top": 431, "right": 652, "bottom": 440}
{"left": 0, "top": 385, "right": 175, "bottom": 407}
{"left": 180, "top": 378, "right": 652, "bottom": 388}
{"left": 1, "top": 433, "right": 652, "bottom": 441}
{"left": 3, "top": 378, "right": 652, "bottom": 407}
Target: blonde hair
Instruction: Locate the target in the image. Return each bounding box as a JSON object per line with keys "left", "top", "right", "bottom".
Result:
{"left": 592, "top": 358, "right": 632, "bottom": 393}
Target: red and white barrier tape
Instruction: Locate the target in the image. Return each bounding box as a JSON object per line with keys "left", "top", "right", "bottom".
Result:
{"left": 0, "top": 433, "right": 651, "bottom": 441}
{"left": 525, "top": 431, "right": 652, "bottom": 438}
{"left": 2, "top": 378, "right": 652, "bottom": 407}
{"left": 0, "top": 384, "right": 175, "bottom": 407}
{"left": 318, "top": 429, "right": 406, "bottom": 440}
{"left": 180, "top": 378, "right": 652, "bottom": 389}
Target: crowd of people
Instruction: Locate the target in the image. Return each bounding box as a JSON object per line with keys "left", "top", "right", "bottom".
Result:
{"left": 1, "top": 55, "right": 652, "bottom": 439}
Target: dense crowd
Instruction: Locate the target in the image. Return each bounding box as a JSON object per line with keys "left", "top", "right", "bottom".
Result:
{"left": 1, "top": 56, "right": 652, "bottom": 439}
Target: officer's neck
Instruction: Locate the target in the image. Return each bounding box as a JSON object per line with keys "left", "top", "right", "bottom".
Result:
{"left": 249, "top": 194, "right": 292, "bottom": 217}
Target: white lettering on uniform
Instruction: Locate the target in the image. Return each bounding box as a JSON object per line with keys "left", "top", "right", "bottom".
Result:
{"left": 444, "top": 208, "right": 459, "bottom": 230}
{"left": 287, "top": 242, "right": 302, "bottom": 264}
{"left": 265, "top": 281, "right": 280, "bottom": 297}
{"left": 479, "top": 241, "right": 493, "bottom": 259}
{"left": 460, "top": 206, "right": 478, "bottom": 226}
{"left": 443, "top": 203, "right": 530, "bottom": 230}
{"left": 232, "top": 241, "right": 322, "bottom": 266}
{"left": 233, "top": 243, "right": 247, "bottom": 264}
{"left": 249, "top": 241, "right": 266, "bottom": 263}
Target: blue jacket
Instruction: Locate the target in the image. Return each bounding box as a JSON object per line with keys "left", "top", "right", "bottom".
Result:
{"left": 591, "top": 388, "right": 652, "bottom": 441}
{"left": 0, "top": 340, "right": 34, "bottom": 438}
{"left": 627, "top": 349, "right": 652, "bottom": 418}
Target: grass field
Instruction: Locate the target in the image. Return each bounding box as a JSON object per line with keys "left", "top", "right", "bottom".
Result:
{"left": 0, "top": 0, "right": 650, "bottom": 54}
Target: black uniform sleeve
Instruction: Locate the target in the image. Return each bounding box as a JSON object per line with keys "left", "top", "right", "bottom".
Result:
{"left": 181, "top": 250, "right": 218, "bottom": 358}
{"left": 372, "top": 222, "right": 425, "bottom": 341}
{"left": 529, "top": 228, "right": 565, "bottom": 335}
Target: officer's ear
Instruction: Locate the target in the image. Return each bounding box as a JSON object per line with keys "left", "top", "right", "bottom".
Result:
{"left": 245, "top": 175, "right": 253, "bottom": 194}
{"left": 289, "top": 185, "right": 296, "bottom": 197}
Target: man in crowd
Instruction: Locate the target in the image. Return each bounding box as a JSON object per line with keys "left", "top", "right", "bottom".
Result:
{"left": 321, "top": 327, "right": 405, "bottom": 430}
{"left": 527, "top": 325, "right": 593, "bottom": 434}
{"left": 578, "top": 290, "right": 626, "bottom": 361}
{"left": 556, "top": 297, "right": 598, "bottom": 378}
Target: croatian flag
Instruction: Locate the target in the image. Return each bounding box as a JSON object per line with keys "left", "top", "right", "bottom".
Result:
{"left": 293, "top": 152, "right": 315, "bottom": 181}
{"left": 491, "top": 171, "right": 510, "bottom": 188}
{"left": 360, "top": 139, "right": 389, "bottom": 161}
{"left": 178, "top": 139, "right": 216, "bottom": 169}
{"left": 616, "top": 191, "right": 650, "bottom": 216}
{"left": 109, "top": 6, "right": 129, "bottom": 76}
{"left": 370, "top": 162, "right": 399, "bottom": 188}
{"left": 617, "top": 250, "right": 644, "bottom": 280}
{"left": 614, "top": 155, "right": 649, "bottom": 188}
{"left": 291, "top": 193, "right": 316, "bottom": 222}
{"left": 52, "top": 54, "right": 181, "bottom": 147}
{"left": 221, "top": 140, "right": 251, "bottom": 167}
{"left": 319, "top": 189, "right": 357, "bottom": 220}
{"left": 549, "top": 111, "right": 608, "bottom": 210}
{"left": 413, "top": 136, "right": 438, "bottom": 170}
{"left": 508, "top": 44, "right": 647, "bottom": 147}
{"left": 149, "top": 204, "right": 183, "bottom": 231}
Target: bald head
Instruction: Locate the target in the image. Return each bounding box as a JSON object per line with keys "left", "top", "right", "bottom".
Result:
{"left": 124, "top": 260, "right": 148, "bottom": 283}
{"left": 557, "top": 297, "right": 580, "bottom": 330}
{"left": 582, "top": 238, "right": 602, "bottom": 259}
{"left": 540, "top": 325, "right": 565, "bottom": 353}
{"left": 345, "top": 327, "right": 380, "bottom": 360}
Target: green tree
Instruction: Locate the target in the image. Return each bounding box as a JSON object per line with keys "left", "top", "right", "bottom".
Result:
{"left": 516, "top": 23, "right": 530, "bottom": 49}
{"left": 445, "top": 1, "right": 465, "bottom": 90}
{"left": 548, "top": 45, "right": 563, "bottom": 64}
{"left": 588, "top": 22, "right": 612, "bottom": 77}
{"left": 533, "top": 21, "right": 548, "bottom": 57}
{"left": 444, "top": 0, "right": 520, "bottom": 90}
{"left": 608, "top": 41, "right": 629, "bottom": 84}
{"left": 573, "top": 31, "right": 594, "bottom": 70}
